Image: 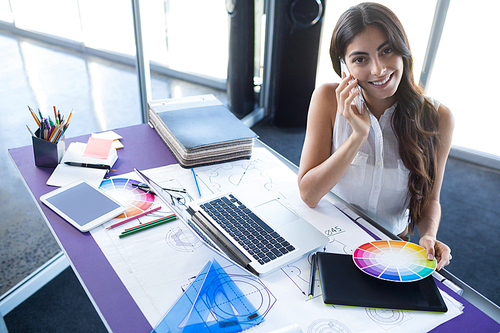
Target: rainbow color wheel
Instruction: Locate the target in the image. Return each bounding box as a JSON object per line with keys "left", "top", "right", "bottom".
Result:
{"left": 353, "top": 240, "right": 436, "bottom": 282}
{"left": 99, "top": 178, "right": 155, "bottom": 219}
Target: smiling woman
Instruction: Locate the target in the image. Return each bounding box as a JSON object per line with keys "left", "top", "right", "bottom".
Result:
{"left": 341, "top": 26, "right": 403, "bottom": 117}
{"left": 298, "top": 2, "right": 454, "bottom": 271}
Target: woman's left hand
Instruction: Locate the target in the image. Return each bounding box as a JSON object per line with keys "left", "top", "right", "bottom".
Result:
{"left": 419, "top": 235, "right": 452, "bottom": 270}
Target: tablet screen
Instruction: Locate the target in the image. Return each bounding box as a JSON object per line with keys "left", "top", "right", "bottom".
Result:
{"left": 42, "top": 181, "right": 125, "bottom": 231}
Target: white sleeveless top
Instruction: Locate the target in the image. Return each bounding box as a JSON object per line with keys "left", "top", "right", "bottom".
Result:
{"left": 331, "top": 98, "right": 440, "bottom": 235}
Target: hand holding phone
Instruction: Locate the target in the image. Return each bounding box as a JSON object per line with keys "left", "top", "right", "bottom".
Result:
{"left": 340, "top": 59, "right": 365, "bottom": 115}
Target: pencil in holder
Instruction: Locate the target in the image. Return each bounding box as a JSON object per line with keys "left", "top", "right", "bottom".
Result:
{"left": 32, "top": 130, "right": 65, "bottom": 167}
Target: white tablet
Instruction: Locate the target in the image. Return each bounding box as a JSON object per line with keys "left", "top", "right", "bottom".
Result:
{"left": 41, "top": 180, "right": 126, "bottom": 232}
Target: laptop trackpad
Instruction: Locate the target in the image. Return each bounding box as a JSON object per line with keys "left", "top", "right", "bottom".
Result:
{"left": 253, "top": 199, "right": 300, "bottom": 228}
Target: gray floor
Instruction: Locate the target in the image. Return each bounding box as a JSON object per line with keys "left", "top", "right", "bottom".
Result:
{"left": 2, "top": 29, "right": 500, "bottom": 331}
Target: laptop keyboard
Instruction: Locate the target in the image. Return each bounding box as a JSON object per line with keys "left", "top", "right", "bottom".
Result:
{"left": 199, "top": 194, "right": 296, "bottom": 265}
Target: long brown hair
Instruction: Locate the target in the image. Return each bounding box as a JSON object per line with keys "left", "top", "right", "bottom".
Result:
{"left": 329, "top": 2, "right": 440, "bottom": 233}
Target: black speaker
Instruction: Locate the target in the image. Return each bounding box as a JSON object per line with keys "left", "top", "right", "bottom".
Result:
{"left": 269, "top": 0, "right": 325, "bottom": 128}
{"left": 227, "top": 0, "right": 255, "bottom": 118}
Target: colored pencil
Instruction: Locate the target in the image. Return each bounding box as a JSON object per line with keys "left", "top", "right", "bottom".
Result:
{"left": 124, "top": 213, "right": 176, "bottom": 231}
{"left": 28, "top": 106, "right": 41, "bottom": 127}
{"left": 119, "top": 215, "right": 177, "bottom": 238}
{"left": 26, "top": 125, "right": 35, "bottom": 137}
{"left": 106, "top": 205, "right": 162, "bottom": 230}
{"left": 191, "top": 168, "right": 202, "bottom": 197}
{"left": 53, "top": 106, "right": 59, "bottom": 125}
{"left": 66, "top": 110, "right": 73, "bottom": 124}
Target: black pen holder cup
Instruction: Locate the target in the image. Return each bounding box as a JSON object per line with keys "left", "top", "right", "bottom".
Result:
{"left": 32, "top": 131, "right": 65, "bottom": 167}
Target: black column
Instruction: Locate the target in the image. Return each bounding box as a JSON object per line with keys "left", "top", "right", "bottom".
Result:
{"left": 269, "top": 0, "right": 325, "bottom": 128}
{"left": 227, "top": 0, "right": 255, "bottom": 118}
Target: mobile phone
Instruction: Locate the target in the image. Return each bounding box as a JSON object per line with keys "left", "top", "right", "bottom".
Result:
{"left": 340, "top": 59, "right": 365, "bottom": 114}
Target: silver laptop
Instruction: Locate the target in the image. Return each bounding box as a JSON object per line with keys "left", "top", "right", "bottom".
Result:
{"left": 135, "top": 169, "right": 328, "bottom": 276}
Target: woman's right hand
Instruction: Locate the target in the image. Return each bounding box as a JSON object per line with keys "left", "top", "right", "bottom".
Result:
{"left": 335, "top": 73, "right": 371, "bottom": 139}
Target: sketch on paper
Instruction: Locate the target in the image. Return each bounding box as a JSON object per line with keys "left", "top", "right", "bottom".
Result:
{"left": 277, "top": 221, "right": 365, "bottom": 298}
{"left": 365, "top": 308, "right": 411, "bottom": 330}
{"left": 196, "top": 158, "right": 276, "bottom": 195}
{"left": 280, "top": 252, "right": 323, "bottom": 298}
{"left": 91, "top": 161, "right": 463, "bottom": 332}
{"left": 307, "top": 318, "right": 352, "bottom": 333}
{"left": 165, "top": 226, "right": 202, "bottom": 252}
{"left": 281, "top": 264, "right": 310, "bottom": 297}
{"left": 324, "top": 224, "right": 355, "bottom": 255}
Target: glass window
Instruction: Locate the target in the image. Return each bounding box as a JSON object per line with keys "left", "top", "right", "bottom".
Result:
{"left": 78, "top": 0, "right": 136, "bottom": 55}
{"left": 316, "top": 1, "right": 437, "bottom": 88}
{"left": 9, "top": 0, "right": 82, "bottom": 41}
{"left": 426, "top": 1, "right": 500, "bottom": 157}
{"left": 0, "top": 0, "right": 13, "bottom": 23}
{"left": 142, "top": 0, "right": 229, "bottom": 80}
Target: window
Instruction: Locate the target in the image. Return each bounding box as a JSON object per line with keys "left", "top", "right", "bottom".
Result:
{"left": 143, "top": 0, "right": 229, "bottom": 80}
{"left": 9, "top": 0, "right": 82, "bottom": 41}
{"left": 0, "top": 0, "right": 13, "bottom": 23}
{"left": 79, "top": 0, "right": 136, "bottom": 56}
{"left": 426, "top": 1, "right": 500, "bottom": 157}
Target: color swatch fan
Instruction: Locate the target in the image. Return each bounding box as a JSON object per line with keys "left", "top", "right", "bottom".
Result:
{"left": 99, "top": 178, "right": 155, "bottom": 219}
{"left": 353, "top": 240, "right": 436, "bottom": 282}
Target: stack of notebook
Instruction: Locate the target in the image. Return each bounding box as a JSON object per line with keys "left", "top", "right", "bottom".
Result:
{"left": 148, "top": 95, "right": 258, "bottom": 168}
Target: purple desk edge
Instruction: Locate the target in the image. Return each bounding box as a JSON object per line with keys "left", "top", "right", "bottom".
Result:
{"left": 9, "top": 123, "right": 176, "bottom": 332}
{"left": 9, "top": 123, "right": 500, "bottom": 332}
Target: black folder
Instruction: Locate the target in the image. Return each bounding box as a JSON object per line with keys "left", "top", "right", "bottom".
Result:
{"left": 316, "top": 252, "right": 448, "bottom": 312}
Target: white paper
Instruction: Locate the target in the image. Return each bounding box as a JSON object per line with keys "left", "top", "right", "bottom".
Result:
{"left": 91, "top": 130, "right": 123, "bottom": 141}
{"left": 91, "top": 148, "right": 463, "bottom": 332}
{"left": 46, "top": 142, "right": 117, "bottom": 187}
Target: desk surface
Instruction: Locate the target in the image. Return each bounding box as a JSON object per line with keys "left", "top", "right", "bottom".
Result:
{"left": 9, "top": 123, "right": 500, "bottom": 332}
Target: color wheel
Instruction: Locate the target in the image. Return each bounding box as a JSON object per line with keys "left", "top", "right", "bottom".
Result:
{"left": 99, "top": 178, "right": 155, "bottom": 219}
{"left": 353, "top": 240, "right": 436, "bottom": 282}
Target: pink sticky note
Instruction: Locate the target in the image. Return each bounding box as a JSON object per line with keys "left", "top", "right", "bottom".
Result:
{"left": 83, "top": 137, "right": 113, "bottom": 159}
